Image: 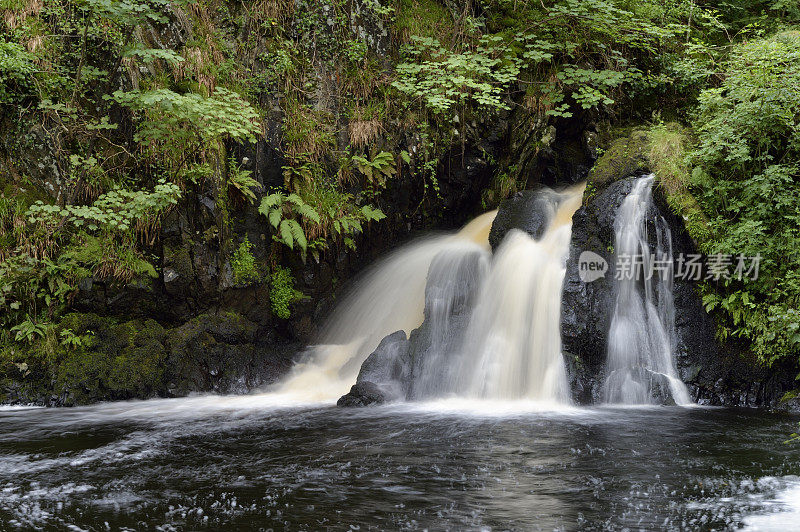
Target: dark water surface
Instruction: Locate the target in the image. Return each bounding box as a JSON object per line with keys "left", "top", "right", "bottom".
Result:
{"left": 1, "top": 396, "right": 799, "bottom": 530}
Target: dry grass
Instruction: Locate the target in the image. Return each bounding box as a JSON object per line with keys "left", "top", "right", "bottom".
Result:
{"left": 522, "top": 72, "right": 560, "bottom": 117}
{"left": 172, "top": 35, "right": 224, "bottom": 93}
{"left": 2, "top": 0, "right": 41, "bottom": 30}
{"left": 283, "top": 102, "right": 336, "bottom": 161}
{"left": 348, "top": 117, "right": 383, "bottom": 148}
{"left": 171, "top": 3, "right": 226, "bottom": 92}
{"left": 248, "top": 0, "right": 294, "bottom": 23}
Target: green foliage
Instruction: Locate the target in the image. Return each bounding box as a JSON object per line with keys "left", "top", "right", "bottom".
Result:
{"left": 111, "top": 88, "right": 261, "bottom": 175}
{"left": 259, "top": 187, "right": 385, "bottom": 261}
{"left": 393, "top": 36, "right": 520, "bottom": 114}
{"left": 10, "top": 317, "right": 49, "bottom": 344}
{"left": 352, "top": 151, "right": 397, "bottom": 188}
{"left": 26, "top": 180, "right": 181, "bottom": 235}
{"left": 691, "top": 31, "right": 800, "bottom": 368}
{"left": 269, "top": 266, "right": 305, "bottom": 319}
{"left": 259, "top": 192, "right": 320, "bottom": 255}
{"left": 231, "top": 237, "right": 260, "bottom": 285}
{"left": 227, "top": 162, "right": 261, "bottom": 205}
{"left": 0, "top": 252, "right": 91, "bottom": 338}
{"left": 59, "top": 328, "right": 94, "bottom": 350}
{"left": 0, "top": 40, "right": 36, "bottom": 104}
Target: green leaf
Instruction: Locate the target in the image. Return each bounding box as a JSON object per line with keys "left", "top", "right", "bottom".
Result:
{"left": 279, "top": 220, "right": 294, "bottom": 249}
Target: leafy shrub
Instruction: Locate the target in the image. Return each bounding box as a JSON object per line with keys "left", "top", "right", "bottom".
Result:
{"left": 269, "top": 266, "right": 305, "bottom": 319}
{"left": 259, "top": 187, "right": 386, "bottom": 261}
{"left": 691, "top": 31, "right": 800, "bottom": 367}
{"left": 393, "top": 35, "right": 520, "bottom": 114}
{"left": 0, "top": 41, "right": 35, "bottom": 104}
{"left": 231, "top": 237, "right": 261, "bottom": 285}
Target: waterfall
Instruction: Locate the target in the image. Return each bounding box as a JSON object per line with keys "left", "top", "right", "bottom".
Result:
{"left": 275, "top": 212, "right": 497, "bottom": 401}
{"left": 448, "top": 187, "right": 582, "bottom": 402}
{"left": 604, "top": 175, "right": 691, "bottom": 405}
{"left": 408, "top": 184, "right": 584, "bottom": 403}
{"left": 278, "top": 185, "right": 585, "bottom": 405}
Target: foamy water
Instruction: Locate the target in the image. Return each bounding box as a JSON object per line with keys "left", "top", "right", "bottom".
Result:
{"left": 742, "top": 477, "right": 800, "bottom": 531}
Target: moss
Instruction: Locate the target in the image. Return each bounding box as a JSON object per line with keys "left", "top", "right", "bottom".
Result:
{"left": 270, "top": 266, "right": 305, "bottom": 319}
{"left": 164, "top": 311, "right": 261, "bottom": 396}
{"left": 588, "top": 129, "right": 650, "bottom": 188}
{"left": 586, "top": 123, "right": 711, "bottom": 247}
{"left": 394, "top": 0, "right": 454, "bottom": 42}
{"left": 647, "top": 123, "right": 712, "bottom": 247}
{"left": 0, "top": 313, "right": 169, "bottom": 405}
{"left": 165, "top": 241, "right": 194, "bottom": 280}
{"left": 52, "top": 313, "right": 167, "bottom": 405}
{"left": 231, "top": 236, "right": 261, "bottom": 285}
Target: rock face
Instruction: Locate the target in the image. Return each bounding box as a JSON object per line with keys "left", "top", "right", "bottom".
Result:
{"left": 561, "top": 178, "right": 636, "bottom": 403}
{"left": 338, "top": 174, "right": 799, "bottom": 409}
{"left": 0, "top": 311, "right": 296, "bottom": 407}
{"left": 560, "top": 176, "right": 796, "bottom": 408}
{"left": 406, "top": 246, "right": 487, "bottom": 399}
{"left": 166, "top": 312, "right": 296, "bottom": 397}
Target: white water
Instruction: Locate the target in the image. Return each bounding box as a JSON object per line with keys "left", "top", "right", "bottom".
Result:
{"left": 604, "top": 175, "right": 691, "bottom": 405}
{"left": 276, "top": 184, "right": 585, "bottom": 405}
{"left": 447, "top": 185, "right": 584, "bottom": 403}
{"left": 275, "top": 212, "right": 497, "bottom": 402}
{"left": 742, "top": 477, "right": 800, "bottom": 531}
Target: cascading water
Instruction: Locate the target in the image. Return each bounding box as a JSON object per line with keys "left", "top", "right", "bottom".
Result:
{"left": 278, "top": 185, "right": 586, "bottom": 405}
{"left": 420, "top": 184, "right": 584, "bottom": 403}
{"left": 275, "top": 212, "right": 497, "bottom": 401}
{"left": 603, "top": 175, "right": 692, "bottom": 405}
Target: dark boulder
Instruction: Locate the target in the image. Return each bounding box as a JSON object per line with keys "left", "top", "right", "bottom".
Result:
{"left": 489, "top": 188, "right": 559, "bottom": 252}
{"left": 166, "top": 312, "right": 295, "bottom": 396}
{"left": 406, "top": 245, "right": 487, "bottom": 399}
{"left": 338, "top": 245, "right": 488, "bottom": 406}
{"left": 337, "top": 330, "right": 411, "bottom": 407}
{"left": 337, "top": 382, "right": 391, "bottom": 407}
{"left": 560, "top": 178, "right": 634, "bottom": 403}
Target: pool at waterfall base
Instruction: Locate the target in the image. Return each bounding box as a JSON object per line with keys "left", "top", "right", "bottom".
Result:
{"left": 1, "top": 399, "right": 798, "bottom": 530}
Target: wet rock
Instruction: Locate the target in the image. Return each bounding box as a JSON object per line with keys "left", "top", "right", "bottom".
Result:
{"left": 166, "top": 312, "right": 295, "bottom": 396}
{"left": 561, "top": 178, "right": 633, "bottom": 403}
{"left": 559, "top": 176, "right": 797, "bottom": 407}
{"left": 489, "top": 188, "right": 557, "bottom": 252}
{"left": 337, "top": 382, "right": 390, "bottom": 407}
{"left": 339, "top": 246, "right": 488, "bottom": 406}
{"left": 406, "top": 247, "right": 487, "bottom": 399}
{"left": 337, "top": 331, "right": 411, "bottom": 407}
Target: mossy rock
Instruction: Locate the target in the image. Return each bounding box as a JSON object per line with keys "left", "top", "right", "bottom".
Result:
{"left": 165, "top": 311, "right": 291, "bottom": 396}
{"left": 52, "top": 313, "right": 168, "bottom": 405}
{"left": 584, "top": 124, "right": 710, "bottom": 248}
{"left": 588, "top": 130, "right": 651, "bottom": 187}
{"left": 2, "top": 311, "right": 294, "bottom": 405}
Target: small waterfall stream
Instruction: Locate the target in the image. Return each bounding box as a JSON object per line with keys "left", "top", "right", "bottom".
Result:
{"left": 604, "top": 175, "right": 691, "bottom": 405}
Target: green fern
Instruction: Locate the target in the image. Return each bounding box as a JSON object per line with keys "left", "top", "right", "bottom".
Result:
{"left": 352, "top": 151, "right": 396, "bottom": 187}
{"left": 228, "top": 161, "right": 261, "bottom": 205}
